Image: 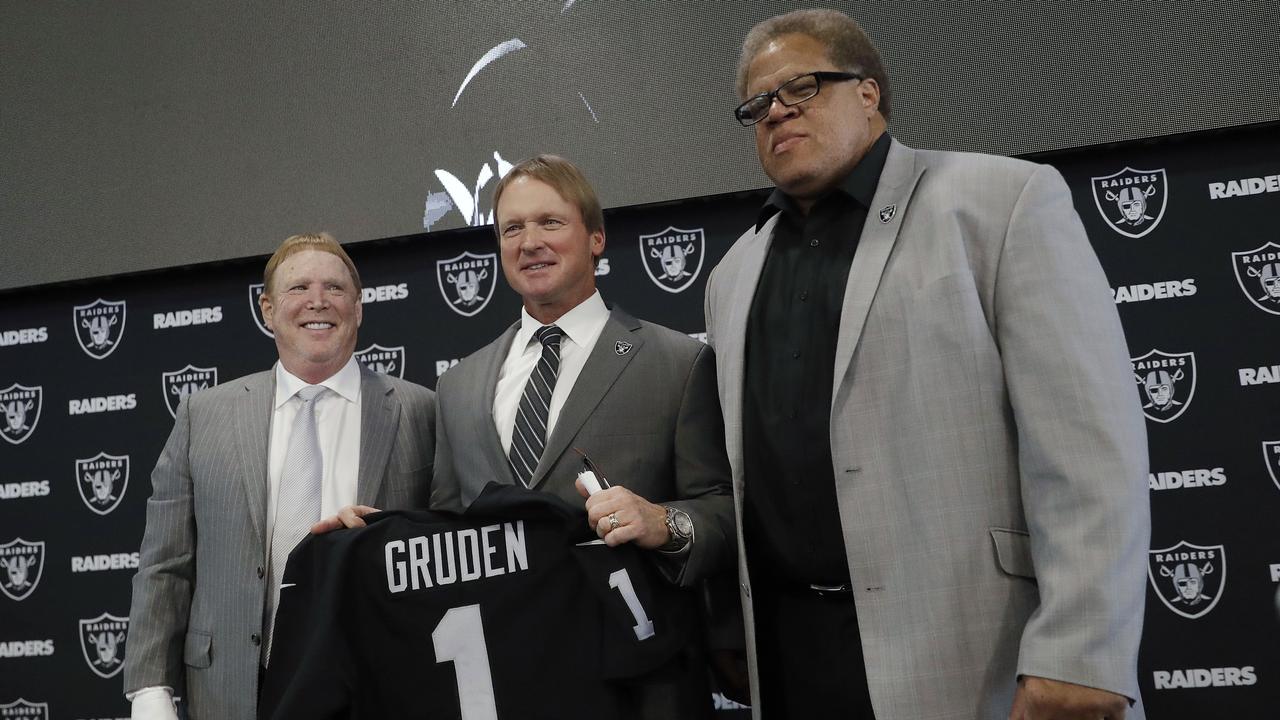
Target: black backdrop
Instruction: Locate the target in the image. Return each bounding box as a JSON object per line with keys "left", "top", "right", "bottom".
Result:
{"left": 1, "top": 123, "right": 1277, "bottom": 718}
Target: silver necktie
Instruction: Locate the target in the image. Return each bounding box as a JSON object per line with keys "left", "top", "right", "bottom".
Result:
{"left": 265, "top": 384, "right": 327, "bottom": 662}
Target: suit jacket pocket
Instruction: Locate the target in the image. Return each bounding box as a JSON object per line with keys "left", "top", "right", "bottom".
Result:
{"left": 183, "top": 629, "right": 212, "bottom": 668}
{"left": 989, "top": 527, "right": 1036, "bottom": 580}
{"left": 384, "top": 464, "right": 433, "bottom": 508}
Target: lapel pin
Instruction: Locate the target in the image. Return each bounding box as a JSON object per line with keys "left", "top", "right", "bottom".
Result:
{"left": 879, "top": 204, "right": 897, "bottom": 223}
{"left": 614, "top": 340, "right": 633, "bottom": 356}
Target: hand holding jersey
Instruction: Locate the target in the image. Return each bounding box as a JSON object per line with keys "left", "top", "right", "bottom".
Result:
{"left": 311, "top": 503, "right": 379, "bottom": 533}
{"left": 576, "top": 471, "right": 687, "bottom": 551}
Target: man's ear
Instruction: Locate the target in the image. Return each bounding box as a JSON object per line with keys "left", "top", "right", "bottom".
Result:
{"left": 859, "top": 78, "right": 881, "bottom": 116}
{"left": 591, "top": 228, "right": 606, "bottom": 258}
{"left": 259, "top": 291, "right": 275, "bottom": 332}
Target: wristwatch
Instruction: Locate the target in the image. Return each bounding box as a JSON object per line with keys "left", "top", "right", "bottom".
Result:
{"left": 659, "top": 506, "right": 694, "bottom": 552}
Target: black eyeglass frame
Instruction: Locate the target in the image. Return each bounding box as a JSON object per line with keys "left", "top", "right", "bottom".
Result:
{"left": 734, "top": 71, "right": 862, "bottom": 126}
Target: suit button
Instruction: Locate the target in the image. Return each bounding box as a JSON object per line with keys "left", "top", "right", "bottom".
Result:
{"left": 256, "top": 566, "right": 265, "bottom": 579}
{"left": 251, "top": 633, "right": 261, "bottom": 646}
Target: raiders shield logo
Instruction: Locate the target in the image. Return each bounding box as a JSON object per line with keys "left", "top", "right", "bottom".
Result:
{"left": 75, "top": 452, "right": 130, "bottom": 516}
{"left": 162, "top": 365, "right": 218, "bottom": 418}
{"left": 73, "top": 298, "right": 127, "bottom": 359}
{"left": 437, "top": 251, "right": 498, "bottom": 317}
{"left": 878, "top": 204, "right": 896, "bottom": 223}
{"left": 640, "top": 226, "right": 706, "bottom": 294}
{"left": 248, "top": 283, "right": 274, "bottom": 337}
{"left": 0, "top": 699, "right": 50, "bottom": 720}
{"left": 1230, "top": 241, "right": 1280, "bottom": 316}
{"left": 79, "top": 612, "right": 129, "bottom": 678}
{"left": 1091, "top": 167, "right": 1168, "bottom": 239}
{"left": 0, "top": 383, "right": 42, "bottom": 446}
{"left": 614, "top": 340, "right": 633, "bottom": 356}
{"left": 0, "top": 538, "right": 45, "bottom": 602}
{"left": 1148, "top": 541, "right": 1225, "bottom": 619}
{"left": 1130, "top": 349, "right": 1196, "bottom": 423}
{"left": 356, "top": 343, "right": 407, "bottom": 379}
{"left": 1263, "top": 441, "right": 1280, "bottom": 493}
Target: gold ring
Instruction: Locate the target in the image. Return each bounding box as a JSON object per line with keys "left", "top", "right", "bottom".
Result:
{"left": 608, "top": 513, "right": 620, "bottom": 531}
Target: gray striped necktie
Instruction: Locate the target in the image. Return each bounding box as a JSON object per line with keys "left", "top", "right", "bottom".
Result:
{"left": 265, "top": 383, "right": 328, "bottom": 662}
{"left": 508, "top": 325, "right": 563, "bottom": 487}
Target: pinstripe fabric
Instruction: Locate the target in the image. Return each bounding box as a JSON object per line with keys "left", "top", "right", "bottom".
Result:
{"left": 508, "top": 325, "right": 562, "bottom": 487}
{"left": 705, "top": 139, "right": 1150, "bottom": 719}
{"left": 124, "top": 365, "right": 436, "bottom": 720}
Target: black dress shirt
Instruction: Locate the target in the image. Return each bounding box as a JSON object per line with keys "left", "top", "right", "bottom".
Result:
{"left": 742, "top": 132, "right": 891, "bottom": 586}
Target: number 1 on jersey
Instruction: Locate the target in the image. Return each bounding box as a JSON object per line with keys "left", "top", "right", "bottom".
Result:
{"left": 608, "top": 569, "right": 656, "bottom": 640}
{"left": 432, "top": 604, "right": 499, "bottom": 720}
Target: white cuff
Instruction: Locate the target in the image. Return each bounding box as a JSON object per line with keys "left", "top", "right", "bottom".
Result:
{"left": 128, "top": 686, "right": 178, "bottom": 720}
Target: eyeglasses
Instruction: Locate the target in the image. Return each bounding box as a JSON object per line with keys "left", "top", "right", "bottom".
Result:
{"left": 734, "top": 71, "right": 861, "bottom": 126}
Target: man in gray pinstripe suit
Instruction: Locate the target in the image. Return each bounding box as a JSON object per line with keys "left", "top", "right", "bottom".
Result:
{"left": 704, "top": 9, "right": 1150, "bottom": 720}
{"left": 123, "top": 233, "right": 435, "bottom": 720}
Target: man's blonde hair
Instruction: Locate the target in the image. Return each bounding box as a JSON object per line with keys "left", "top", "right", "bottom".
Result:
{"left": 491, "top": 154, "right": 605, "bottom": 238}
{"left": 262, "top": 232, "right": 362, "bottom": 294}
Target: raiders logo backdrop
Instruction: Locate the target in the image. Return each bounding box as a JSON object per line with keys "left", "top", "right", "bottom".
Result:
{"left": 0, "top": 124, "right": 1276, "bottom": 716}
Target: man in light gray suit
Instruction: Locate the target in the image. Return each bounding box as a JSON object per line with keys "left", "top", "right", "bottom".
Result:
{"left": 430, "top": 155, "right": 734, "bottom": 718}
{"left": 123, "top": 233, "right": 435, "bottom": 719}
{"left": 704, "top": 10, "right": 1149, "bottom": 720}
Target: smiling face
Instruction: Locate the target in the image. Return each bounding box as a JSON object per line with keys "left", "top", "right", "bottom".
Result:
{"left": 496, "top": 176, "right": 604, "bottom": 324}
{"left": 745, "top": 33, "right": 883, "bottom": 211}
{"left": 260, "top": 249, "right": 362, "bottom": 383}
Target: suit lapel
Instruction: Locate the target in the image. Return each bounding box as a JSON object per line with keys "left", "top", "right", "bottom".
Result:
{"left": 356, "top": 366, "right": 399, "bottom": 506}
{"left": 831, "top": 139, "right": 926, "bottom": 405}
{"left": 719, "top": 215, "right": 778, "bottom": 470}
{"left": 479, "top": 323, "right": 521, "bottom": 486}
{"left": 529, "top": 308, "right": 643, "bottom": 489}
{"left": 234, "top": 372, "right": 274, "bottom": 547}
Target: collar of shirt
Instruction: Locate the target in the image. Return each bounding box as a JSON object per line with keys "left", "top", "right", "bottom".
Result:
{"left": 273, "top": 355, "right": 362, "bottom": 409}
{"left": 493, "top": 290, "right": 610, "bottom": 455}
{"left": 512, "top": 289, "right": 609, "bottom": 353}
{"left": 755, "top": 131, "right": 893, "bottom": 231}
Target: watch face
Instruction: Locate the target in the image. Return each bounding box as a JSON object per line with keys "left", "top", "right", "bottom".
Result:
{"left": 673, "top": 510, "right": 694, "bottom": 536}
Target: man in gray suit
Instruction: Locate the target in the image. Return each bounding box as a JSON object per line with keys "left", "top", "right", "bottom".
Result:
{"left": 123, "top": 233, "right": 435, "bottom": 719}
{"left": 430, "top": 154, "right": 734, "bottom": 717}
{"left": 704, "top": 10, "right": 1149, "bottom": 720}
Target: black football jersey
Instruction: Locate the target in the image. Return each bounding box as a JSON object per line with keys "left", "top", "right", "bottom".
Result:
{"left": 260, "top": 483, "right": 693, "bottom": 719}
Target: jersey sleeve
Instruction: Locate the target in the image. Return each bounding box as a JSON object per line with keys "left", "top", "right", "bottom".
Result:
{"left": 571, "top": 539, "right": 695, "bottom": 680}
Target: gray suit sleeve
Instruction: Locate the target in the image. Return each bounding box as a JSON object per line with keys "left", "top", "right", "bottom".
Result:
{"left": 123, "top": 396, "right": 197, "bottom": 694}
{"left": 428, "top": 371, "right": 463, "bottom": 513}
{"left": 997, "top": 164, "right": 1150, "bottom": 701}
{"left": 664, "top": 342, "right": 736, "bottom": 586}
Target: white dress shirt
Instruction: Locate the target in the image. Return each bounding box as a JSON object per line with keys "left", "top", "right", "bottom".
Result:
{"left": 494, "top": 291, "right": 609, "bottom": 454}
{"left": 130, "top": 357, "right": 362, "bottom": 719}
{"left": 266, "top": 355, "right": 362, "bottom": 539}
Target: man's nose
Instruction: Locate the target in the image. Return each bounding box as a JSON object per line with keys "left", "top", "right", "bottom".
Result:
{"left": 304, "top": 286, "right": 329, "bottom": 307}
{"left": 764, "top": 96, "right": 799, "bottom": 124}
{"left": 520, "top": 229, "right": 547, "bottom": 251}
